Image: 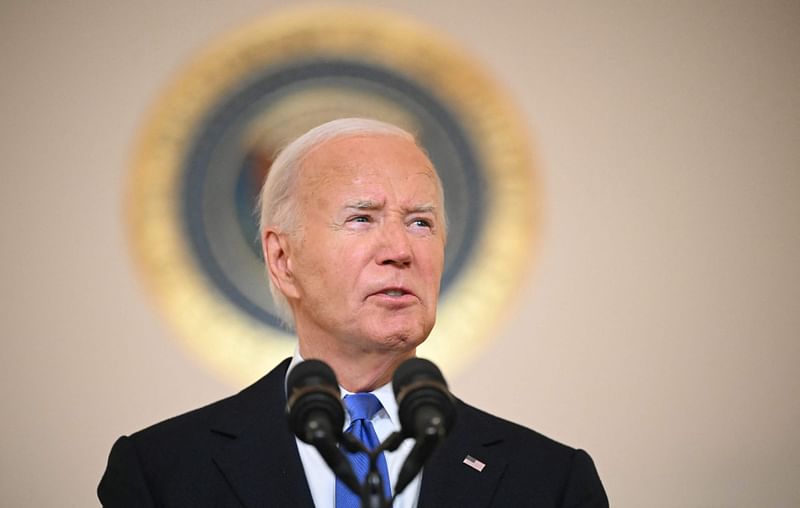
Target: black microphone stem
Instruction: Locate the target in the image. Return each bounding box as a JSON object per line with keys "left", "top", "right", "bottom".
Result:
{"left": 362, "top": 449, "right": 392, "bottom": 508}
{"left": 313, "top": 433, "right": 360, "bottom": 495}
{"left": 377, "top": 431, "right": 406, "bottom": 453}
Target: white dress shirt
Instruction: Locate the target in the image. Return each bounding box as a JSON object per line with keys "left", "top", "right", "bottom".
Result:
{"left": 287, "top": 351, "right": 422, "bottom": 508}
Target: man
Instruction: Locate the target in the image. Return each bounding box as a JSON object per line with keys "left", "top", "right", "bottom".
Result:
{"left": 99, "top": 118, "right": 608, "bottom": 507}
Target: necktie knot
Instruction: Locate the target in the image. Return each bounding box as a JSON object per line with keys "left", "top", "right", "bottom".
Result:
{"left": 344, "top": 393, "right": 383, "bottom": 423}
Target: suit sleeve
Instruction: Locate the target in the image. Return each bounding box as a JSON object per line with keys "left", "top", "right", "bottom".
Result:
{"left": 97, "top": 436, "right": 157, "bottom": 508}
{"left": 559, "top": 449, "right": 609, "bottom": 508}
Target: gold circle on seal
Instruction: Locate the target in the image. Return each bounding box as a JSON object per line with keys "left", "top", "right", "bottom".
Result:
{"left": 127, "top": 6, "right": 539, "bottom": 386}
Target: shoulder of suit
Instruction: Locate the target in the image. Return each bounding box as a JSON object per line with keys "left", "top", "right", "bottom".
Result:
{"left": 127, "top": 358, "right": 291, "bottom": 445}
{"left": 454, "top": 398, "right": 578, "bottom": 456}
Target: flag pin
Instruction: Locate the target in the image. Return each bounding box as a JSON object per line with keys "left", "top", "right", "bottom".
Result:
{"left": 463, "top": 454, "right": 486, "bottom": 472}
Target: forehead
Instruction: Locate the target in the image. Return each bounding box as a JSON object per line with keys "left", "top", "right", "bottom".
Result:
{"left": 297, "top": 134, "right": 440, "bottom": 198}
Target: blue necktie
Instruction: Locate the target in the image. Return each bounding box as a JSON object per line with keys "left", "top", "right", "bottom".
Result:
{"left": 335, "top": 393, "right": 392, "bottom": 507}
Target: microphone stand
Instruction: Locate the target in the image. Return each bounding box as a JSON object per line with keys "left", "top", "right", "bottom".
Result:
{"left": 339, "top": 431, "right": 407, "bottom": 508}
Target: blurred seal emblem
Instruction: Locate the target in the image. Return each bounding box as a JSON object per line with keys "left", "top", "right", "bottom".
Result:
{"left": 127, "top": 7, "right": 538, "bottom": 385}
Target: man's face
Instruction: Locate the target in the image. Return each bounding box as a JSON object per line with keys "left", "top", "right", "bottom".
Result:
{"left": 284, "top": 134, "right": 445, "bottom": 355}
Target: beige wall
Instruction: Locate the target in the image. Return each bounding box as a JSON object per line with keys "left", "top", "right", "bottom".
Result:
{"left": 2, "top": 1, "right": 798, "bottom": 506}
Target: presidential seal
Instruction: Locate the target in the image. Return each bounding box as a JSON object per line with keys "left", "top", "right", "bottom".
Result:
{"left": 127, "top": 7, "right": 538, "bottom": 385}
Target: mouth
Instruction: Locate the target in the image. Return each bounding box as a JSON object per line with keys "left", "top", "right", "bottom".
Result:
{"left": 380, "top": 288, "right": 408, "bottom": 297}
{"left": 369, "top": 286, "right": 417, "bottom": 304}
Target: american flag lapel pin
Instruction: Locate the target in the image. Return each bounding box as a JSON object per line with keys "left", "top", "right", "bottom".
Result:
{"left": 463, "top": 454, "right": 486, "bottom": 472}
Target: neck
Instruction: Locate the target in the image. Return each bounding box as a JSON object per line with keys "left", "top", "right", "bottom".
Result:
{"left": 298, "top": 340, "right": 415, "bottom": 392}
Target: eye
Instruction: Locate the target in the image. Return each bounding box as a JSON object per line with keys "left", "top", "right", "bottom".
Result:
{"left": 347, "top": 215, "right": 372, "bottom": 224}
{"left": 410, "top": 217, "right": 433, "bottom": 229}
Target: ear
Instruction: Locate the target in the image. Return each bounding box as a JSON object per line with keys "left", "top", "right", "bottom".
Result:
{"left": 262, "top": 229, "right": 300, "bottom": 300}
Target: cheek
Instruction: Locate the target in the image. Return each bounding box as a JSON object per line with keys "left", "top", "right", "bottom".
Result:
{"left": 420, "top": 243, "right": 445, "bottom": 276}
{"left": 294, "top": 237, "right": 337, "bottom": 292}
{"left": 327, "top": 242, "right": 370, "bottom": 287}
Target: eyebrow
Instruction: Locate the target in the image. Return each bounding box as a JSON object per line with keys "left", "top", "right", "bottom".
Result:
{"left": 407, "top": 204, "right": 437, "bottom": 215}
{"left": 343, "top": 200, "right": 438, "bottom": 215}
{"left": 344, "top": 199, "right": 382, "bottom": 210}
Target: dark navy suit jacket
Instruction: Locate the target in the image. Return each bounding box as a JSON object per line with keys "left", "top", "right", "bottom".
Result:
{"left": 98, "top": 359, "right": 608, "bottom": 507}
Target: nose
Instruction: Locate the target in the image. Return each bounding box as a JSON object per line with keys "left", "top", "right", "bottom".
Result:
{"left": 376, "top": 219, "right": 412, "bottom": 267}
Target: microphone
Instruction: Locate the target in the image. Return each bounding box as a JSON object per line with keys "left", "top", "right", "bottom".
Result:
{"left": 286, "top": 359, "right": 359, "bottom": 493}
{"left": 392, "top": 358, "right": 456, "bottom": 495}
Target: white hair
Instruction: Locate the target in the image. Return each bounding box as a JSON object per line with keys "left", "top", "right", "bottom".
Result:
{"left": 257, "top": 117, "right": 446, "bottom": 327}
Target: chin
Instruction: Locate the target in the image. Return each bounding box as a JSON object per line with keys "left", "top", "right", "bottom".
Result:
{"left": 353, "top": 308, "right": 433, "bottom": 349}
{"left": 362, "top": 322, "right": 428, "bottom": 352}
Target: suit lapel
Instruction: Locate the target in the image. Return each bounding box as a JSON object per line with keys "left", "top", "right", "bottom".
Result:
{"left": 210, "top": 359, "right": 315, "bottom": 508}
{"left": 418, "top": 400, "right": 507, "bottom": 508}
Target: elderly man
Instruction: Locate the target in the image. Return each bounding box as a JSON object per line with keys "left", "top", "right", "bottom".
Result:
{"left": 99, "top": 118, "right": 608, "bottom": 507}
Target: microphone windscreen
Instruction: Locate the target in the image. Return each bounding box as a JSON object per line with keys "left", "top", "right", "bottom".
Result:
{"left": 393, "top": 357, "right": 447, "bottom": 396}
{"left": 286, "top": 359, "right": 344, "bottom": 443}
{"left": 287, "top": 358, "right": 338, "bottom": 393}
{"left": 393, "top": 357, "right": 456, "bottom": 437}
